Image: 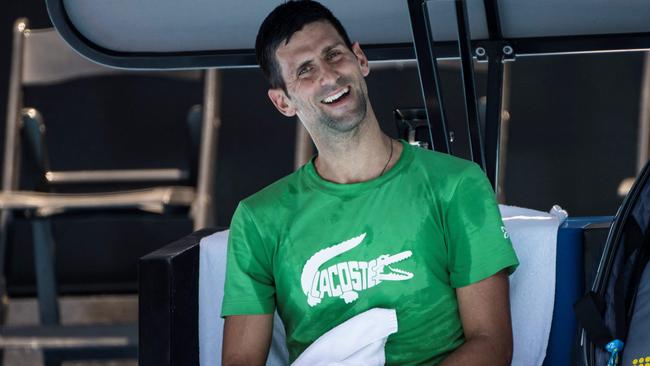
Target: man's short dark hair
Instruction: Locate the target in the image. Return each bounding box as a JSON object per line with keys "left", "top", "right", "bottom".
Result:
{"left": 255, "top": 0, "right": 353, "bottom": 92}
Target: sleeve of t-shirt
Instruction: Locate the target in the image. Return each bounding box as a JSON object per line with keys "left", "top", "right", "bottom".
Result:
{"left": 221, "top": 202, "right": 276, "bottom": 317}
{"left": 445, "top": 163, "right": 519, "bottom": 288}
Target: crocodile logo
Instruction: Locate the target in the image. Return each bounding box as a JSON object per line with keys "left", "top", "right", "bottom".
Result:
{"left": 300, "top": 233, "right": 414, "bottom": 307}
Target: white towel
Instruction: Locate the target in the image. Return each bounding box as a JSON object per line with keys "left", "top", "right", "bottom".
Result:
{"left": 291, "top": 308, "right": 398, "bottom": 366}
{"left": 198, "top": 230, "right": 228, "bottom": 366}
{"left": 500, "top": 204, "right": 566, "bottom": 366}
{"left": 198, "top": 230, "right": 288, "bottom": 366}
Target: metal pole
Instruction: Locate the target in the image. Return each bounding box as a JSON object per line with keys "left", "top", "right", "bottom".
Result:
{"left": 294, "top": 118, "right": 314, "bottom": 170}
{"left": 407, "top": 0, "right": 451, "bottom": 154}
{"left": 484, "top": 52, "right": 505, "bottom": 193}
{"left": 496, "top": 63, "right": 512, "bottom": 203}
{"left": 637, "top": 52, "right": 650, "bottom": 173}
{"left": 0, "top": 19, "right": 28, "bottom": 318}
{"left": 193, "top": 69, "right": 220, "bottom": 230}
{"left": 454, "top": 0, "right": 486, "bottom": 169}
{"left": 32, "top": 219, "right": 60, "bottom": 325}
{"left": 483, "top": 0, "right": 502, "bottom": 40}
{"left": 482, "top": 0, "right": 506, "bottom": 192}
{"left": 3, "top": 19, "right": 26, "bottom": 193}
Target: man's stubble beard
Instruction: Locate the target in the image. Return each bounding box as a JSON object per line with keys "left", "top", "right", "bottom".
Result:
{"left": 299, "top": 75, "right": 369, "bottom": 136}
{"left": 319, "top": 86, "right": 368, "bottom": 134}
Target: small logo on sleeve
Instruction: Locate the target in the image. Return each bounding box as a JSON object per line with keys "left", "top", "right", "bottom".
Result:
{"left": 501, "top": 225, "right": 509, "bottom": 239}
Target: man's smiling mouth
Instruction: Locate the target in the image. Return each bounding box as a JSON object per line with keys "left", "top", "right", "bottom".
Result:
{"left": 321, "top": 87, "right": 350, "bottom": 104}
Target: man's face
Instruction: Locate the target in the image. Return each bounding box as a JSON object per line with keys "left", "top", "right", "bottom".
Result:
{"left": 268, "top": 21, "right": 370, "bottom": 135}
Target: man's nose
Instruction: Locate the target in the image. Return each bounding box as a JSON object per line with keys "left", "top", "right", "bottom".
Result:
{"left": 319, "top": 63, "right": 339, "bottom": 86}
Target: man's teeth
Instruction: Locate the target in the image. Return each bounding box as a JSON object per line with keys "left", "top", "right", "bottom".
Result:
{"left": 322, "top": 87, "right": 349, "bottom": 104}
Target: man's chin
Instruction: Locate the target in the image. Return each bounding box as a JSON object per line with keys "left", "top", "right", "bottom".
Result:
{"left": 322, "top": 113, "right": 366, "bottom": 134}
{"left": 316, "top": 97, "right": 368, "bottom": 134}
{"left": 326, "top": 120, "right": 360, "bottom": 133}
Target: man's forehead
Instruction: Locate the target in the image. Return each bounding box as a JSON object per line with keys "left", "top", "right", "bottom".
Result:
{"left": 274, "top": 21, "right": 346, "bottom": 68}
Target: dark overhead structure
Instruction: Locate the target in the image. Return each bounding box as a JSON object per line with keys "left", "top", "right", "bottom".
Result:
{"left": 45, "top": 0, "right": 650, "bottom": 193}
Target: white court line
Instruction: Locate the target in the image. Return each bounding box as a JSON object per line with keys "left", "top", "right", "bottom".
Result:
{"left": 502, "top": 216, "right": 555, "bottom": 221}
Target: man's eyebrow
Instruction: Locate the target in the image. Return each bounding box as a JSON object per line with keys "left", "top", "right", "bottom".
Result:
{"left": 321, "top": 42, "right": 344, "bottom": 55}
{"left": 292, "top": 43, "right": 346, "bottom": 75}
{"left": 295, "top": 59, "right": 313, "bottom": 74}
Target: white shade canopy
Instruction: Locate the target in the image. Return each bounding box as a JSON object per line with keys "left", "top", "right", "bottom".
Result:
{"left": 49, "top": 0, "right": 650, "bottom": 69}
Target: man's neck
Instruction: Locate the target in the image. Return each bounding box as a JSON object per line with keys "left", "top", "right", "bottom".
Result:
{"left": 312, "top": 110, "right": 403, "bottom": 184}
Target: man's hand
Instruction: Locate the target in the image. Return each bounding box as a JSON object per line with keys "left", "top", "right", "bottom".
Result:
{"left": 440, "top": 270, "right": 513, "bottom": 366}
{"left": 222, "top": 314, "right": 273, "bottom": 366}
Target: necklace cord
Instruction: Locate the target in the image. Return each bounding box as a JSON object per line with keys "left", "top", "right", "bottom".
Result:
{"left": 379, "top": 139, "right": 394, "bottom": 176}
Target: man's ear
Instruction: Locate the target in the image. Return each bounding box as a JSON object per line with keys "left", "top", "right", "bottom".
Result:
{"left": 352, "top": 41, "right": 369, "bottom": 77}
{"left": 268, "top": 88, "right": 297, "bottom": 117}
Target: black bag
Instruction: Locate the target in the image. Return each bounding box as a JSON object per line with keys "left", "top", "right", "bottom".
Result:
{"left": 576, "top": 161, "right": 650, "bottom": 365}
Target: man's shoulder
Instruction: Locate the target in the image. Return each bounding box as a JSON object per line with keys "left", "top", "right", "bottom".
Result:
{"left": 240, "top": 167, "right": 306, "bottom": 212}
{"left": 407, "top": 143, "right": 480, "bottom": 180}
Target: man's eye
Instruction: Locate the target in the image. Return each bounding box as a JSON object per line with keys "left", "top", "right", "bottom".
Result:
{"left": 298, "top": 66, "right": 313, "bottom": 77}
{"left": 327, "top": 50, "right": 342, "bottom": 60}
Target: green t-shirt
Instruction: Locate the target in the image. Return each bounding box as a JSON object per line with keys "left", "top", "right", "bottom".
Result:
{"left": 222, "top": 140, "right": 519, "bottom": 365}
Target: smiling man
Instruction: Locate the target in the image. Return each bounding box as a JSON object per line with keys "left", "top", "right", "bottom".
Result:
{"left": 221, "top": 1, "right": 519, "bottom": 365}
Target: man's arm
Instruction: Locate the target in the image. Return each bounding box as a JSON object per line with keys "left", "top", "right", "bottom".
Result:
{"left": 440, "top": 270, "right": 513, "bottom": 366}
{"left": 222, "top": 314, "right": 274, "bottom": 366}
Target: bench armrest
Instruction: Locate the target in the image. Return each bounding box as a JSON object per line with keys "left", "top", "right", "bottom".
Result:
{"left": 138, "top": 228, "right": 219, "bottom": 366}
